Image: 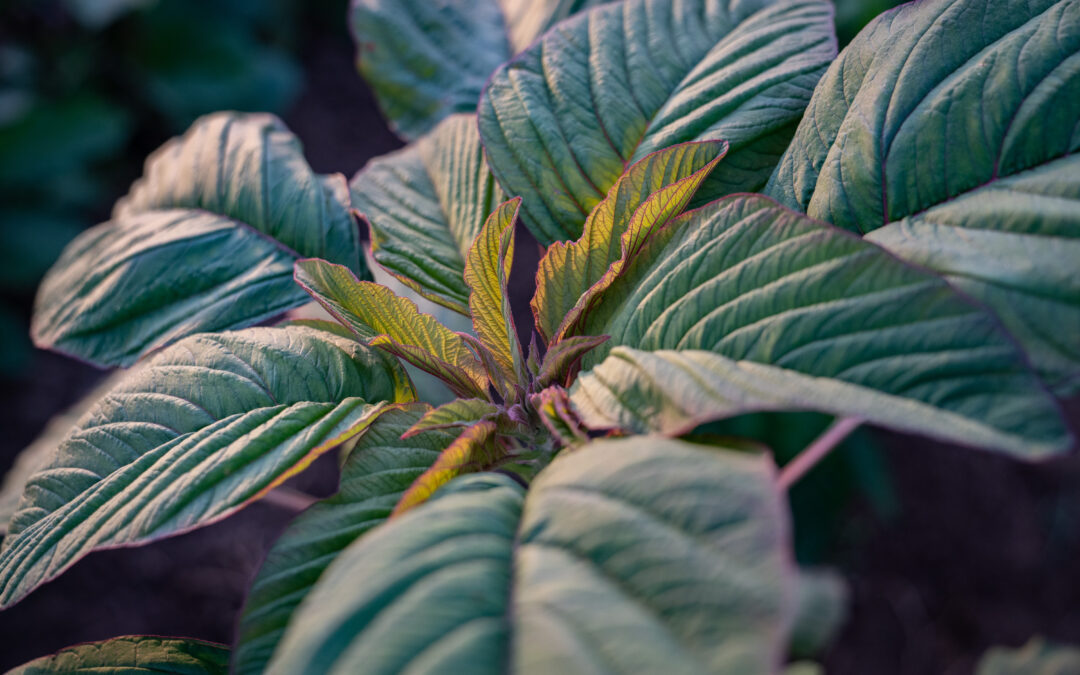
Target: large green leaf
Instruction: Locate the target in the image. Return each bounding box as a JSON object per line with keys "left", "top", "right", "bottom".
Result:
{"left": 572, "top": 195, "right": 1072, "bottom": 457}
{"left": 352, "top": 114, "right": 504, "bottom": 315}
{"left": 765, "top": 0, "right": 1080, "bottom": 394}
{"left": 572, "top": 348, "right": 1069, "bottom": 456}
{"left": 231, "top": 405, "right": 456, "bottom": 675}
{"left": 478, "top": 0, "right": 836, "bottom": 243}
{"left": 8, "top": 635, "right": 229, "bottom": 674}
{"left": 349, "top": 0, "right": 611, "bottom": 140}
{"left": 267, "top": 437, "right": 794, "bottom": 674}
{"left": 31, "top": 112, "right": 362, "bottom": 367}
{"left": 0, "top": 326, "right": 412, "bottom": 609}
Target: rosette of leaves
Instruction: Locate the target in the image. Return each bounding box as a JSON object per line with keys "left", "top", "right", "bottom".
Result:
{"left": 4, "top": 0, "right": 1079, "bottom": 672}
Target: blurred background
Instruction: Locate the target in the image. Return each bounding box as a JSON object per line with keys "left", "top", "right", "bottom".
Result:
{"left": 0, "top": 0, "right": 1077, "bottom": 673}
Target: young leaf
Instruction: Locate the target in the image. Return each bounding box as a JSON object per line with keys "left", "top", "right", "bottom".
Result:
{"left": 32, "top": 113, "right": 362, "bottom": 367}
{"left": 352, "top": 114, "right": 504, "bottom": 315}
{"left": 8, "top": 636, "right": 229, "bottom": 674}
{"left": 266, "top": 437, "right": 794, "bottom": 674}
{"left": 766, "top": 0, "right": 1080, "bottom": 394}
{"left": 479, "top": 0, "right": 837, "bottom": 243}
{"left": 465, "top": 198, "right": 527, "bottom": 386}
{"left": 295, "top": 258, "right": 489, "bottom": 399}
{"left": 535, "top": 335, "right": 609, "bottom": 389}
{"left": 0, "top": 326, "right": 412, "bottom": 609}
{"left": 533, "top": 141, "right": 726, "bottom": 343}
{"left": 403, "top": 398, "right": 501, "bottom": 437}
{"left": 573, "top": 195, "right": 1073, "bottom": 457}
{"left": 532, "top": 385, "right": 589, "bottom": 445}
{"left": 391, "top": 420, "right": 503, "bottom": 516}
{"left": 232, "top": 405, "right": 457, "bottom": 675}
{"left": 349, "top": 0, "right": 610, "bottom": 140}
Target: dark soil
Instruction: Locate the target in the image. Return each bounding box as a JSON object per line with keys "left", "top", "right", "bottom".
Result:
{"left": 1, "top": 26, "right": 1078, "bottom": 675}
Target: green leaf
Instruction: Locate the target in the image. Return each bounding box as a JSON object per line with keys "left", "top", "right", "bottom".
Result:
{"left": 531, "top": 385, "right": 589, "bottom": 445}
{"left": 535, "top": 335, "right": 609, "bottom": 389}
{"left": 8, "top": 635, "right": 229, "bottom": 674}
{"left": 466, "top": 198, "right": 527, "bottom": 387}
{"left": 572, "top": 348, "right": 1070, "bottom": 457}
{"left": 352, "top": 114, "right": 504, "bottom": 315}
{"left": 231, "top": 405, "right": 456, "bottom": 675}
{"left": 977, "top": 637, "right": 1080, "bottom": 675}
{"left": 391, "top": 420, "right": 504, "bottom": 516}
{"left": 295, "top": 258, "right": 489, "bottom": 399}
{"left": 765, "top": 0, "right": 1080, "bottom": 394}
{"left": 349, "top": 0, "right": 610, "bottom": 140}
{"left": 404, "top": 398, "right": 501, "bottom": 437}
{"left": 572, "top": 195, "right": 1072, "bottom": 457}
{"left": 267, "top": 437, "right": 794, "bottom": 674}
{"left": 0, "top": 326, "right": 412, "bottom": 609}
{"left": 789, "top": 568, "right": 848, "bottom": 659}
{"left": 350, "top": 0, "right": 509, "bottom": 140}
{"left": 478, "top": 0, "right": 837, "bottom": 243}
{"left": 32, "top": 112, "right": 361, "bottom": 367}
{"left": 533, "top": 141, "right": 726, "bottom": 343}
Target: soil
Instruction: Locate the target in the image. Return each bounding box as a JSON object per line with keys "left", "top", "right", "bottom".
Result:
{"left": 1, "top": 25, "right": 1078, "bottom": 675}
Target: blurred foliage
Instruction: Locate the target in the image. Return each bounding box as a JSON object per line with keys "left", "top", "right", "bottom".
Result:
{"left": 0, "top": 0, "right": 348, "bottom": 375}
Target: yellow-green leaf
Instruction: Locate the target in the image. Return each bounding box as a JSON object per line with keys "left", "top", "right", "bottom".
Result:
{"left": 464, "top": 198, "right": 526, "bottom": 387}
{"left": 295, "top": 258, "right": 488, "bottom": 399}
{"left": 403, "top": 398, "right": 501, "bottom": 437}
{"left": 535, "top": 334, "right": 609, "bottom": 389}
{"left": 391, "top": 420, "right": 503, "bottom": 516}
{"left": 533, "top": 141, "right": 726, "bottom": 344}
{"left": 8, "top": 635, "right": 229, "bottom": 674}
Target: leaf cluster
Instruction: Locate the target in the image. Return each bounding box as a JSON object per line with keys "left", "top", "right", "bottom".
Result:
{"left": 2, "top": 0, "right": 1078, "bottom": 672}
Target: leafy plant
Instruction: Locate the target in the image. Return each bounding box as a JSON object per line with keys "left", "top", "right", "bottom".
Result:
{"left": 2, "top": 0, "right": 1077, "bottom": 672}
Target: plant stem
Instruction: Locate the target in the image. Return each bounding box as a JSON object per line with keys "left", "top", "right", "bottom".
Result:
{"left": 777, "top": 417, "right": 862, "bottom": 491}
